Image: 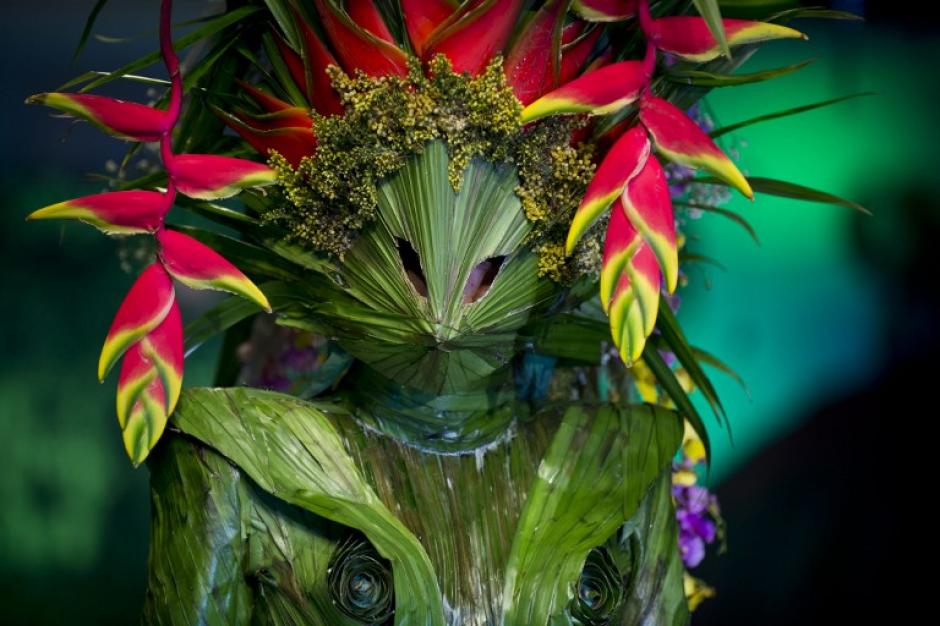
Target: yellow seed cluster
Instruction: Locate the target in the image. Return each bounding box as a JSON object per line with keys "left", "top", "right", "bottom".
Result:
{"left": 266, "top": 53, "right": 600, "bottom": 281}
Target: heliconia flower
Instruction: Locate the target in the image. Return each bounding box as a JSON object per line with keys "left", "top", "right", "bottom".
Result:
{"left": 571, "top": 0, "right": 637, "bottom": 22}
{"left": 621, "top": 154, "right": 679, "bottom": 293}
{"left": 344, "top": 0, "right": 397, "bottom": 44}
{"left": 27, "top": 92, "right": 172, "bottom": 142}
{"left": 424, "top": 0, "right": 525, "bottom": 76}
{"left": 167, "top": 154, "right": 277, "bottom": 200}
{"left": 156, "top": 229, "right": 272, "bottom": 312}
{"left": 400, "top": 0, "right": 454, "bottom": 56}
{"left": 504, "top": 0, "right": 567, "bottom": 105}
{"left": 599, "top": 198, "right": 642, "bottom": 312}
{"left": 27, "top": 190, "right": 171, "bottom": 235}
{"left": 114, "top": 301, "right": 181, "bottom": 429}
{"left": 276, "top": 12, "right": 345, "bottom": 116}
{"left": 566, "top": 126, "right": 650, "bottom": 254}
{"left": 236, "top": 79, "right": 299, "bottom": 114}
{"left": 559, "top": 22, "right": 604, "bottom": 84}
{"left": 648, "top": 17, "right": 806, "bottom": 63}
{"left": 639, "top": 95, "right": 753, "bottom": 199}
{"left": 116, "top": 344, "right": 168, "bottom": 466}
{"left": 520, "top": 60, "right": 647, "bottom": 123}
{"left": 312, "top": 0, "right": 408, "bottom": 78}
{"left": 215, "top": 108, "right": 317, "bottom": 168}
{"left": 99, "top": 263, "right": 175, "bottom": 381}
{"left": 608, "top": 240, "right": 661, "bottom": 364}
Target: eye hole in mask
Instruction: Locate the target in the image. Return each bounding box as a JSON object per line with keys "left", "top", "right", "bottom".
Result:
{"left": 328, "top": 534, "right": 395, "bottom": 624}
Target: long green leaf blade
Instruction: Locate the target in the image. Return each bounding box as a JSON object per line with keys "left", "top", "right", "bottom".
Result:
{"left": 710, "top": 92, "right": 875, "bottom": 138}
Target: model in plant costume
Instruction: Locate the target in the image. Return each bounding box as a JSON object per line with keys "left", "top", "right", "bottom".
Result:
{"left": 27, "top": 0, "right": 866, "bottom": 623}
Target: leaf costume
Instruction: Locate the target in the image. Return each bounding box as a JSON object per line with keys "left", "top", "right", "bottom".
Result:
{"left": 28, "top": 1, "right": 865, "bottom": 623}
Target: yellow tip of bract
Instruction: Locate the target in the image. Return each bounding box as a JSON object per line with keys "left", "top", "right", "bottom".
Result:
{"left": 521, "top": 97, "right": 580, "bottom": 124}
{"left": 26, "top": 202, "right": 75, "bottom": 221}
{"left": 121, "top": 394, "right": 167, "bottom": 467}
{"left": 565, "top": 193, "right": 618, "bottom": 255}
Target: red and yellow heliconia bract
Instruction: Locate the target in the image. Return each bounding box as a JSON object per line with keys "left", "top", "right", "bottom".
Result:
{"left": 156, "top": 229, "right": 272, "bottom": 313}
{"left": 520, "top": 60, "right": 648, "bottom": 122}
{"left": 29, "top": 0, "right": 276, "bottom": 465}
{"left": 572, "top": 0, "right": 637, "bottom": 22}
{"left": 27, "top": 190, "right": 171, "bottom": 235}
{"left": 648, "top": 16, "right": 806, "bottom": 63}
{"left": 26, "top": 92, "right": 173, "bottom": 141}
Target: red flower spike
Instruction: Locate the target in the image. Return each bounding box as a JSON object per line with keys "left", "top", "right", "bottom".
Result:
{"left": 504, "top": 0, "right": 567, "bottom": 105}
{"left": 401, "top": 0, "right": 454, "bottom": 56}
{"left": 99, "top": 263, "right": 175, "bottom": 381}
{"left": 559, "top": 23, "right": 604, "bottom": 84}
{"left": 639, "top": 95, "right": 753, "bottom": 199}
{"left": 649, "top": 17, "right": 806, "bottom": 63}
{"left": 232, "top": 107, "right": 313, "bottom": 132}
{"left": 312, "top": 0, "right": 408, "bottom": 77}
{"left": 156, "top": 229, "right": 272, "bottom": 312}
{"left": 139, "top": 300, "right": 183, "bottom": 416}
{"left": 425, "top": 0, "right": 526, "bottom": 76}
{"left": 600, "top": 198, "right": 642, "bottom": 313}
{"left": 608, "top": 241, "right": 661, "bottom": 365}
{"left": 117, "top": 347, "right": 168, "bottom": 466}
{"left": 571, "top": 0, "right": 637, "bottom": 22}
{"left": 216, "top": 109, "right": 317, "bottom": 168}
{"left": 27, "top": 92, "right": 172, "bottom": 142}
{"left": 168, "top": 154, "right": 277, "bottom": 200}
{"left": 293, "top": 15, "right": 346, "bottom": 116}
{"left": 236, "top": 80, "right": 297, "bottom": 114}
{"left": 27, "top": 190, "right": 171, "bottom": 235}
{"left": 621, "top": 154, "right": 678, "bottom": 293}
{"left": 521, "top": 60, "right": 647, "bottom": 123}
{"left": 566, "top": 126, "right": 650, "bottom": 254}
{"left": 345, "top": 0, "right": 397, "bottom": 44}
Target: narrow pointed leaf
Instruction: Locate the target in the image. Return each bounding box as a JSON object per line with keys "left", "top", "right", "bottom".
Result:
{"left": 649, "top": 17, "right": 805, "bottom": 63}
{"left": 168, "top": 154, "right": 276, "bottom": 200}
{"left": 157, "top": 229, "right": 272, "bottom": 312}
{"left": 709, "top": 92, "right": 874, "bottom": 139}
{"left": 504, "top": 0, "right": 566, "bottom": 105}
{"left": 639, "top": 95, "right": 753, "bottom": 199}
{"left": 27, "top": 92, "right": 171, "bottom": 141}
{"left": 28, "top": 190, "right": 170, "bottom": 234}
{"left": 599, "top": 197, "right": 642, "bottom": 311}
{"left": 312, "top": 0, "right": 408, "bottom": 77}
{"left": 425, "top": 0, "right": 526, "bottom": 76}
{"left": 621, "top": 154, "right": 678, "bottom": 293}
{"left": 642, "top": 346, "right": 711, "bottom": 462}
{"left": 521, "top": 60, "right": 647, "bottom": 123}
{"left": 691, "top": 0, "right": 730, "bottom": 59}
{"left": 401, "top": 0, "right": 454, "bottom": 55}
{"left": 567, "top": 126, "right": 649, "bottom": 254}
{"left": 571, "top": 0, "right": 637, "bottom": 22}
{"left": 99, "top": 262, "right": 175, "bottom": 381}
{"left": 665, "top": 58, "right": 813, "bottom": 87}
{"left": 693, "top": 175, "right": 870, "bottom": 214}
{"left": 236, "top": 79, "right": 298, "bottom": 114}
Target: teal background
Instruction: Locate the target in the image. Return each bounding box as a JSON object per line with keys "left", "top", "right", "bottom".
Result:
{"left": 0, "top": 2, "right": 936, "bottom": 624}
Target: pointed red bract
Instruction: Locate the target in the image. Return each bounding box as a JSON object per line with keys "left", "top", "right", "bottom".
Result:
{"left": 600, "top": 197, "right": 642, "bottom": 311}
{"left": 401, "top": 0, "right": 454, "bottom": 56}
{"left": 345, "top": 0, "right": 396, "bottom": 43}
{"left": 237, "top": 80, "right": 297, "bottom": 114}
{"left": 621, "top": 154, "right": 678, "bottom": 293}
{"left": 608, "top": 240, "right": 660, "bottom": 365}
{"left": 99, "top": 263, "right": 175, "bottom": 381}
{"left": 217, "top": 109, "right": 317, "bottom": 168}
{"left": 567, "top": 126, "right": 650, "bottom": 253}
{"left": 425, "top": 0, "right": 525, "bottom": 76}
{"left": 168, "top": 154, "right": 276, "bottom": 200}
{"left": 649, "top": 17, "right": 806, "bottom": 63}
{"left": 312, "top": 0, "right": 408, "bottom": 77}
{"left": 559, "top": 23, "right": 603, "bottom": 84}
{"left": 504, "top": 0, "right": 566, "bottom": 105}
{"left": 116, "top": 343, "right": 168, "bottom": 465}
{"left": 294, "top": 15, "right": 346, "bottom": 116}
{"left": 639, "top": 95, "right": 753, "bottom": 199}
{"left": 572, "top": 0, "right": 637, "bottom": 22}
{"left": 521, "top": 60, "right": 647, "bottom": 123}
{"left": 27, "top": 92, "right": 172, "bottom": 141}
{"left": 139, "top": 300, "right": 183, "bottom": 416}
{"left": 156, "top": 229, "right": 272, "bottom": 312}
{"left": 28, "top": 190, "right": 171, "bottom": 234}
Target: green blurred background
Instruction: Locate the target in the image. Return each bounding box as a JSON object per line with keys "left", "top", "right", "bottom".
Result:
{"left": 1, "top": 1, "right": 936, "bottom": 624}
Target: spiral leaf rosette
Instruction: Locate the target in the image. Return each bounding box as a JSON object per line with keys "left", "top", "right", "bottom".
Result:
{"left": 570, "top": 547, "right": 626, "bottom": 625}
{"left": 328, "top": 535, "right": 395, "bottom": 624}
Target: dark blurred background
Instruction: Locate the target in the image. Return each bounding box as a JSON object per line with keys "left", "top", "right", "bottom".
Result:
{"left": 1, "top": 1, "right": 937, "bottom": 624}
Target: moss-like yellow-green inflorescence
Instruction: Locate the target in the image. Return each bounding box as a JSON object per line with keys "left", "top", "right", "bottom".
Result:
{"left": 269, "top": 55, "right": 601, "bottom": 281}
